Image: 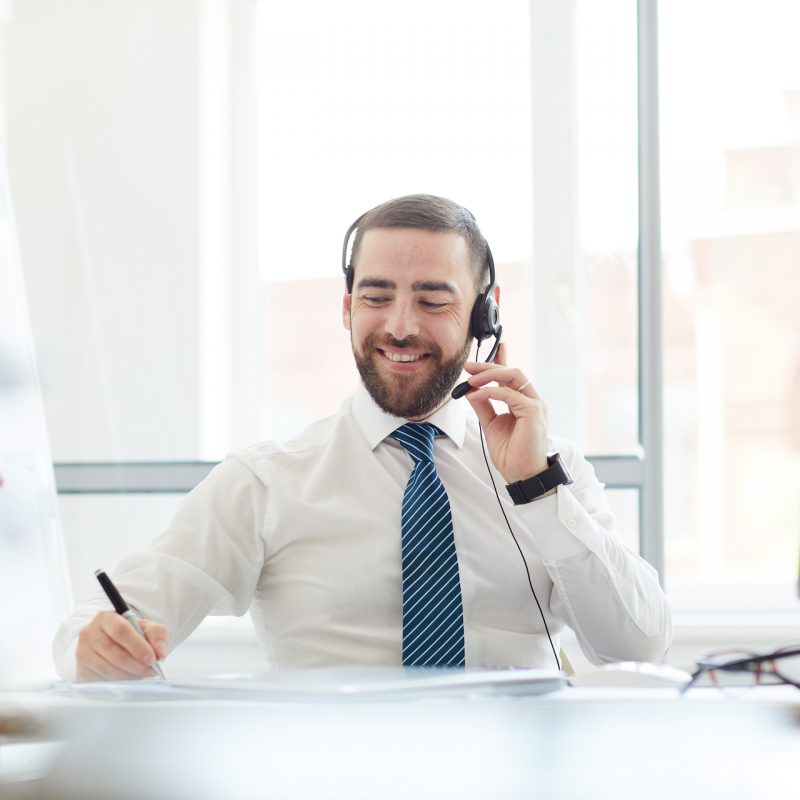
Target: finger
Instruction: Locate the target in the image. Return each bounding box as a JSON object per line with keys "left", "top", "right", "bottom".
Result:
{"left": 465, "top": 387, "right": 498, "bottom": 430}
{"left": 100, "top": 629, "right": 159, "bottom": 676}
{"left": 468, "top": 385, "right": 544, "bottom": 417}
{"left": 463, "top": 360, "right": 502, "bottom": 374}
{"left": 98, "top": 613, "right": 157, "bottom": 661}
{"left": 76, "top": 633, "right": 155, "bottom": 682}
{"left": 77, "top": 646, "right": 151, "bottom": 682}
{"left": 512, "top": 377, "right": 540, "bottom": 398}
{"left": 462, "top": 360, "right": 530, "bottom": 384}
{"left": 81, "top": 621, "right": 157, "bottom": 677}
{"left": 141, "top": 620, "right": 169, "bottom": 661}
{"left": 462, "top": 366, "right": 542, "bottom": 399}
{"left": 464, "top": 366, "right": 525, "bottom": 389}
{"left": 77, "top": 645, "right": 143, "bottom": 682}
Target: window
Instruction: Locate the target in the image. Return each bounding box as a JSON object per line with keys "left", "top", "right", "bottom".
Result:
{"left": 8, "top": 0, "right": 796, "bottom": 643}
{"left": 257, "top": 0, "right": 647, "bottom": 555}
{"left": 256, "top": 0, "right": 534, "bottom": 438}
{"left": 659, "top": 0, "right": 800, "bottom": 611}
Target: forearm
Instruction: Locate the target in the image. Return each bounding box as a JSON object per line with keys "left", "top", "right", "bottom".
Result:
{"left": 516, "top": 446, "right": 672, "bottom": 664}
{"left": 546, "top": 546, "right": 671, "bottom": 664}
{"left": 52, "top": 457, "right": 267, "bottom": 681}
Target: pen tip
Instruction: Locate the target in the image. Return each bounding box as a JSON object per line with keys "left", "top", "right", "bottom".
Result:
{"left": 94, "top": 569, "right": 104, "bottom": 576}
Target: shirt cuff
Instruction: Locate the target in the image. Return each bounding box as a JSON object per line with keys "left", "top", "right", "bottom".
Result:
{"left": 515, "top": 485, "right": 596, "bottom": 562}
{"left": 52, "top": 621, "right": 80, "bottom": 682}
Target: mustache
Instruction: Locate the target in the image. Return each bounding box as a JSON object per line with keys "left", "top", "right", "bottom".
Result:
{"left": 367, "top": 334, "right": 442, "bottom": 356}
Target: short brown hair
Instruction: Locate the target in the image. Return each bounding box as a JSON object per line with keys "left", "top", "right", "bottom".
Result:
{"left": 347, "top": 194, "right": 489, "bottom": 291}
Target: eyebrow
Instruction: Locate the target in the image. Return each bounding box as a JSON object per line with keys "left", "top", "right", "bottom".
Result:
{"left": 356, "top": 278, "right": 458, "bottom": 294}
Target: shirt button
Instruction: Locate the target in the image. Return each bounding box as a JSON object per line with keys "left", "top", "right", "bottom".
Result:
{"left": 567, "top": 518, "right": 577, "bottom": 529}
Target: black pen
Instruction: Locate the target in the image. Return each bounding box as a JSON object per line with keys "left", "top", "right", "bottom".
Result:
{"left": 94, "top": 569, "right": 166, "bottom": 680}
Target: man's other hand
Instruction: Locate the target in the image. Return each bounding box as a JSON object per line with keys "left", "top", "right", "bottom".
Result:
{"left": 75, "top": 611, "right": 168, "bottom": 682}
{"left": 462, "top": 343, "right": 550, "bottom": 485}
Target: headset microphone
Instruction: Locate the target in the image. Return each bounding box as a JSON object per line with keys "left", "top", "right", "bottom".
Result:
{"left": 451, "top": 330, "right": 502, "bottom": 399}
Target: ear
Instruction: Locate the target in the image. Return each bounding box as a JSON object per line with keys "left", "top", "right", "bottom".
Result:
{"left": 493, "top": 284, "right": 501, "bottom": 306}
{"left": 342, "top": 290, "right": 352, "bottom": 331}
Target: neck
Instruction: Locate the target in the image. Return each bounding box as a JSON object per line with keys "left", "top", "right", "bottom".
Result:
{"left": 406, "top": 396, "right": 449, "bottom": 422}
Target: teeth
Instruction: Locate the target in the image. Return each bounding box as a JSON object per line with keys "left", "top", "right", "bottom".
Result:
{"left": 384, "top": 351, "right": 424, "bottom": 362}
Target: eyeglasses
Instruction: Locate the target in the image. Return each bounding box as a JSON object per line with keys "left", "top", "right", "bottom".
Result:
{"left": 681, "top": 644, "right": 800, "bottom": 695}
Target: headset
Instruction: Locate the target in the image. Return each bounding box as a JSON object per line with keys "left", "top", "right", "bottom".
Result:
{"left": 341, "top": 210, "right": 562, "bottom": 673}
{"left": 341, "top": 213, "right": 503, "bottom": 398}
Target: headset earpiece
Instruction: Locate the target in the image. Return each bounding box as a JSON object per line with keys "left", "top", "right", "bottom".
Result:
{"left": 470, "top": 288, "right": 500, "bottom": 342}
{"left": 468, "top": 245, "right": 501, "bottom": 342}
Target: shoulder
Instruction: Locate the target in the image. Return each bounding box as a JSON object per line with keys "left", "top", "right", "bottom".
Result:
{"left": 226, "top": 399, "right": 358, "bottom": 485}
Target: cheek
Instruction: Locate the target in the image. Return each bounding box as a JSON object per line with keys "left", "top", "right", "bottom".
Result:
{"left": 347, "top": 307, "right": 377, "bottom": 346}
{"left": 421, "top": 318, "right": 469, "bottom": 357}
{"left": 442, "top": 309, "right": 472, "bottom": 344}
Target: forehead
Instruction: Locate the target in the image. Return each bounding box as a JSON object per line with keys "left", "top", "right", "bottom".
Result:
{"left": 355, "top": 228, "right": 474, "bottom": 286}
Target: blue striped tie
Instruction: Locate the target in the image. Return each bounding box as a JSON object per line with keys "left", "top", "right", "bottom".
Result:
{"left": 390, "top": 423, "right": 465, "bottom": 667}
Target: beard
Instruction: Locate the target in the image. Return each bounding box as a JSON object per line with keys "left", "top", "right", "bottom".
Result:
{"left": 353, "top": 331, "right": 472, "bottom": 419}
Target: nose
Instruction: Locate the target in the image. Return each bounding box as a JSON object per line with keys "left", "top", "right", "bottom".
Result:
{"left": 384, "top": 297, "right": 420, "bottom": 341}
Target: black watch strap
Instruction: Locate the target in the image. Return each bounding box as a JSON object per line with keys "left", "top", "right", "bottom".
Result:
{"left": 505, "top": 453, "right": 574, "bottom": 505}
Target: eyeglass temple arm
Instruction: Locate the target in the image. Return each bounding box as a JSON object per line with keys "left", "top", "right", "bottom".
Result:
{"left": 695, "top": 646, "right": 800, "bottom": 673}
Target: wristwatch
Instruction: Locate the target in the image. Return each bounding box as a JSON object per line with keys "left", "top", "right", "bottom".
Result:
{"left": 505, "top": 453, "right": 574, "bottom": 505}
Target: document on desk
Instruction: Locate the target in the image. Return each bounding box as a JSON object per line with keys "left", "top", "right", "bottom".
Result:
{"left": 48, "top": 680, "right": 209, "bottom": 702}
{"left": 50, "top": 667, "right": 566, "bottom": 702}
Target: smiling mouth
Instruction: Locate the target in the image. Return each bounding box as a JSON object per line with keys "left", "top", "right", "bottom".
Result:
{"left": 380, "top": 350, "right": 429, "bottom": 363}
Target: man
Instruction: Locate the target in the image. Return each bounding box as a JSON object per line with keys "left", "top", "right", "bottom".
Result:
{"left": 53, "top": 194, "right": 670, "bottom": 682}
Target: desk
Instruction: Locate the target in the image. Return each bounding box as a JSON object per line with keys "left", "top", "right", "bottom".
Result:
{"left": 2, "top": 673, "right": 798, "bottom": 800}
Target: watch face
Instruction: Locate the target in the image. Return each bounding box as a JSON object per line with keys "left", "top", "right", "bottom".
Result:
{"left": 549, "top": 453, "right": 574, "bottom": 486}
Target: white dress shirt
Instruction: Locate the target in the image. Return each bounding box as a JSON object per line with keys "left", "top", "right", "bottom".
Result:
{"left": 53, "top": 384, "right": 671, "bottom": 680}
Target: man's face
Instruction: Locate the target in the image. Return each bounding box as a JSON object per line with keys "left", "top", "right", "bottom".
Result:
{"left": 343, "top": 227, "right": 477, "bottom": 420}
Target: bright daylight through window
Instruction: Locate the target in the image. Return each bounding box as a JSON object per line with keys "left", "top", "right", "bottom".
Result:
{"left": 7, "top": 0, "right": 798, "bottom": 621}
{"left": 659, "top": 1, "right": 800, "bottom": 611}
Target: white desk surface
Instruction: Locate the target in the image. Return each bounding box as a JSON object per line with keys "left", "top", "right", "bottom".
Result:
{"left": 2, "top": 670, "right": 799, "bottom": 800}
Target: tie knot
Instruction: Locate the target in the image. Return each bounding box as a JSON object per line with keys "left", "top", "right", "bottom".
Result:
{"left": 390, "top": 422, "right": 443, "bottom": 464}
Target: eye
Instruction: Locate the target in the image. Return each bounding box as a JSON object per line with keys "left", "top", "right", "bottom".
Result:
{"left": 362, "top": 294, "right": 390, "bottom": 306}
{"left": 419, "top": 299, "right": 448, "bottom": 310}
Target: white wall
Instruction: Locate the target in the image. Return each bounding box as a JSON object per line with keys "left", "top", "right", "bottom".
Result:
{"left": 3, "top": 1, "right": 267, "bottom": 679}
{"left": 6, "top": 0, "right": 201, "bottom": 462}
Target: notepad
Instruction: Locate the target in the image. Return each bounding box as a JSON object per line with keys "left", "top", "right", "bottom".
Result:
{"left": 178, "top": 666, "right": 567, "bottom": 700}
{"left": 51, "top": 666, "right": 566, "bottom": 702}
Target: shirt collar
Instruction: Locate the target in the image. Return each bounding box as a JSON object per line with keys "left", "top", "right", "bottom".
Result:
{"left": 351, "top": 381, "right": 468, "bottom": 450}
